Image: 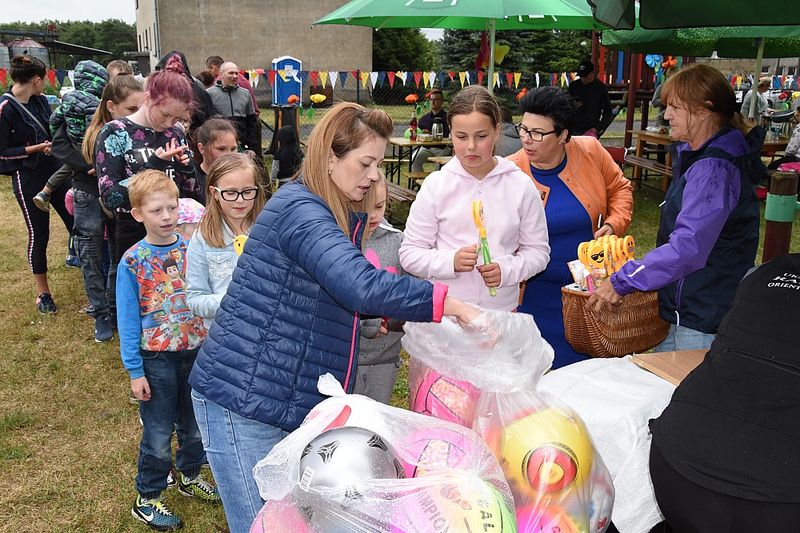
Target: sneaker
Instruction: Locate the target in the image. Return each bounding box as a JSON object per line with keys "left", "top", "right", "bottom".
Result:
{"left": 36, "top": 293, "right": 57, "bottom": 314}
{"left": 166, "top": 469, "right": 176, "bottom": 488}
{"left": 65, "top": 254, "right": 81, "bottom": 268}
{"left": 131, "top": 495, "right": 183, "bottom": 531}
{"left": 33, "top": 191, "right": 51, "bottom": 212}
{"left": 94, "top": 314, "right": 114, "bottom": 342}
{"left": 177, "top": 473, "right": 221, "bottom": 503}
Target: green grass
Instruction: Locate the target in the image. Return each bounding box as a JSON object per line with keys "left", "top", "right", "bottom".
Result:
{"left": 0, "top": 172, "right": 798, "bottom": 531}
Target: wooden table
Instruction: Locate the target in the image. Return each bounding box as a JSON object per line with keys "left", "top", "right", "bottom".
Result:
{"left": 387, "top": 137, "right": 452, "bottom": 187}
{"left": 627, "top": 130, "right": 789, "bottom": 192}
{"left": 428, "top": 155, "right": 453, "bottom": 169}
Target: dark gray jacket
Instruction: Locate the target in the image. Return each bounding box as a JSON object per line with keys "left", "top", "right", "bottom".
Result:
{"left": 207, "top": 82, "right": 260, "bottom": 153}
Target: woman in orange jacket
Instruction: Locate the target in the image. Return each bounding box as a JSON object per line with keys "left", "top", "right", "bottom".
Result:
{"left": 507, "top": 87, "right": 633, "bottom": 367}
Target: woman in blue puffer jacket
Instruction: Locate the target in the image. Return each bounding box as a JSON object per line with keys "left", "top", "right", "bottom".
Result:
{"left": 189, "top": 102, "right": 477, "bottom": 533}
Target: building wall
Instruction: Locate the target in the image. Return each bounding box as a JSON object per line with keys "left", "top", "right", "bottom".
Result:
{"left": 135, "top": 0, "right": 158, "bottom": 66}
{"left": 136, "top": 0, "right": 372, "bottom": 74}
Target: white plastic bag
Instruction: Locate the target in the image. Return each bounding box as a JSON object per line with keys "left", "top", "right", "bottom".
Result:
{"left": 251, "top": 374, "right": 516, "bottom": 533}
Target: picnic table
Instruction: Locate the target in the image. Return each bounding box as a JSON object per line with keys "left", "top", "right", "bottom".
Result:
{"left": 386, "top": 137, "right": 452, "bottom": 188}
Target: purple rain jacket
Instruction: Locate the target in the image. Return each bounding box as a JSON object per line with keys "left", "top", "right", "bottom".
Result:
{"left": 611, "top": 126, "right": 764, "bottom": 334}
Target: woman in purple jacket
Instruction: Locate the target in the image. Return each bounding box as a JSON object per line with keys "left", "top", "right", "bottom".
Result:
{"left": 589, "top": 64, "right": 765, "bottom": 351}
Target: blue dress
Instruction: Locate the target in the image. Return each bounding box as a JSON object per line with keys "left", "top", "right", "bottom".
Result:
{"left": 518, "top": 157, "right": 595, "bottom": 368}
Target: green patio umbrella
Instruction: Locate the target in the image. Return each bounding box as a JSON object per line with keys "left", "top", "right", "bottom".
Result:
{"left": 587, "top": 0, "right": 800, "bottom": 30}
{"left": 315, "top": 0, "right": 605, "bottom": 92}
{"left": 602, "top": 25, "right": 800, "bottom": 119}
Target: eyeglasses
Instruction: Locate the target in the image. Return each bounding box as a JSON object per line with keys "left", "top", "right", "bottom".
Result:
{"left": 212, "top": 186, "right": 259, "bottom": 201}
{"left": 515, "top": 124, "right": 558, "bottom": 142}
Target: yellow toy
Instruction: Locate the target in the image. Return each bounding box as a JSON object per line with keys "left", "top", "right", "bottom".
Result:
{"left": 233, "top": 234, "right": 248, "bottom": 256}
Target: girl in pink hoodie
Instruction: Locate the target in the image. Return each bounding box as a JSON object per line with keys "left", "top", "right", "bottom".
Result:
{"left": 400, "top": 86, "right": 550, "bottom": 311}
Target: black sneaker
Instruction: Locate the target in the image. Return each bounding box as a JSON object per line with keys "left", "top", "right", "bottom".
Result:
{"left": 33, "top": 191, "right": 51, "bottom": 212}
{"left": 36, "top": 293, "right": 57, "bottom": 314}
{"left": 94, "top": 314, "right": 113, "bottom": 342}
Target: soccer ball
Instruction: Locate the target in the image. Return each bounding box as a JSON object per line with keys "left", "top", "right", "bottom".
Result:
{"left": 409, "top": 363, "right": 480, "bottom": 427}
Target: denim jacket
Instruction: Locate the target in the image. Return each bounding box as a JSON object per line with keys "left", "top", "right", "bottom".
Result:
{"left": 186, "top": 223, "right": 240, "bottom": 330}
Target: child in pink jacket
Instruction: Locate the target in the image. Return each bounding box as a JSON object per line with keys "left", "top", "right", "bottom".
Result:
{"left": 400, "top": 86, "right": 550, "bottom": 311}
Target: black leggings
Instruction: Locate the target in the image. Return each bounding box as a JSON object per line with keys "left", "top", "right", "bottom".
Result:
{"left": 11, "top": 165, "right": 74, "bottom": 275}
{"left": 650, "top": 443, "right": 800, "bottom": 533}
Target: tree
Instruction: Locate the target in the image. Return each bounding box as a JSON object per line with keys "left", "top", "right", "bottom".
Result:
{"left": 373, "top": 28, "right": 438, "bottom": 71}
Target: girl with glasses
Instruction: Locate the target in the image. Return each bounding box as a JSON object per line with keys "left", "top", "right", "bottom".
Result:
{"left": 186, "top": 152, "right": 265, "bottom": 330}
{"left": 507, "top": 86, "right": 633, "bottom": 368}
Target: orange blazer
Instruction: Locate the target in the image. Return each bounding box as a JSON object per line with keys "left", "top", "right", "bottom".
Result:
{"left": 507, "top": 136, "right": 633, "bottom": 235}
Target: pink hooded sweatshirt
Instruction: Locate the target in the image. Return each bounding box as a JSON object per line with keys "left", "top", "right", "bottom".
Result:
{"left": 399, "top": 156, "right": 550, "bottom": 311}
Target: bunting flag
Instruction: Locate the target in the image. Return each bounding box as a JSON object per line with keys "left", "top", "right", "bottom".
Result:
{"left": 377, "top": 71, "right": 387, "bottom": 87}
{"left": 514, "top": 72, "right": 521, "bottom": 89}
{"left": 493, "top": 72, "right": 500, "bottom": 88}
{"left": 387, "top": 71, "right": 396, "bottom": 88}
{"left": 535, "top": 72, "right": 540, "bottom": 87}
{"left": 319, "top": 71, "right": 328, "bottom": 88}
{"left": 248, "top": 70, "right": 258, "bottom": 88}
{"left": 278, "top": 69, "right": 289, "bottom": 82}
{"left": 459, "top": 71, "right": 466, "bottom": 88}
{"left": 369, "top": 71, "right": 379, "bottom": 88}
{"left": 47, "top": 69, "right": 56, "bottom": 87}
{"left": 329, "top": 71, "right": 338, "bottom": 90}
{"left": 437, "top": 72, "right": 446, "bottom": 89}
{"left": 339, "top": 71, "right": 349, "bottom": 88}
{"left": 0, "top": 68, "right": 6, "bottom": 87}
{"left": 239, "top": 70, "right": 249, "bottom": 80}
{"left": 428, "top": 71, "right": 436, "bottom": 88}
{"left": 447, "top": 71, "right": 455, "bottom": 82}
{"left": 298, "top": 71, "right": 308, "bottom": 84}
{"left": 413, "top": 71, "right": 422, "bottom": 88}
{"left": 396, "top": 71, "right": 407, "bottom": 85}
{"left": 550, "top": 73, "right": 558, "bottom": 86}
{"left": 56, "top": 69, "right": 67, "bottom": 86}
{"left": 422, "top": 71, "right": 431, "bottom": 88}
{"left": 360, "top": 70, "right": 370, "bottom": 88}
{"left": 505, "top": 72, "right": 514, "bottom": 88}
{"left": 67, "top": 70, "right": 75, "bottom": 86}
{"left": 309, "top": 71, "right": 319, "bottom": 87}
{"left": 476, "top": 70, "right": 485, "bottom": 87}
{"left": 351, "top": 70, "right": 359, "bottom": 84}
{"left": 268, "top": 70, "right": 277, "bottom": 87}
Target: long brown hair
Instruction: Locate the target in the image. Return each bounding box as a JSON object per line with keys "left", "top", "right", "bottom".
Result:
{"left": 199, "top": 153, "right": 266, "bottom": 248}
{"left": 82, "top": 75, "right": 144, "bottom": 164}
{"left": 661, "top": 63, "right": 751, "bottom": 134}
{"left": 301, "top": 102, "right": 393, "bottom": 239}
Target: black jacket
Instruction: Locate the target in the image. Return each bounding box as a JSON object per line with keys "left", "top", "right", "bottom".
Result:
{"left": 0, "top": 89, "right": 54, "bottom": 174}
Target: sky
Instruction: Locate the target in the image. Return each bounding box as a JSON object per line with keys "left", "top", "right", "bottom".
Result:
{"left": 0, "top": 1, "right": 136, "bottom": 24}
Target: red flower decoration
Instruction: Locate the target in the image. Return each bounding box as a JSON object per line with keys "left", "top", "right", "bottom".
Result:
{"left": 405, "top": 94, "right": 419, "bottom": 104}
{"left": 287, "top": 94, "right": 299, "bottom": 105}
{"left": 515, "top": 88, "right": 528, "bottom": 101}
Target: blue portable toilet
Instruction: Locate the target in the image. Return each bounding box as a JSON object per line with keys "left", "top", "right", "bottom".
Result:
{"left": 272, "top": 55, "right": 302, "bottom": 107}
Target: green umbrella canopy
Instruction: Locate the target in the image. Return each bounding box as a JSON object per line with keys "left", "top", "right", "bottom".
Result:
{"left": 315, "top": 0, "right": 604, "bottom": 31}
{"left": 602, "top": 25, "right": 800, "bottom": 58}
{"left": 587, "top": 0, "right": 800, "bottom": 30}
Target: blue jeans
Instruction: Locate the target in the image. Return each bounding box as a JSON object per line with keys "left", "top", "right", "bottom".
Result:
{"left": 191, "top": 390, "right": 288, "bottom": 533}
{"left": 137, "top": 349, "right": 205, "bottom": 499}
{"left": 72, "top": 189, "right": 116, "bottom": 317}
{"left": 653, "top": 324, "right": 715, "bottom": 352}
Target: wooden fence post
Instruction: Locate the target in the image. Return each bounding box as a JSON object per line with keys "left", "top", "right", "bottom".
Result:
{"left": 762, "top": 171, "right": 799, "bottom": 262}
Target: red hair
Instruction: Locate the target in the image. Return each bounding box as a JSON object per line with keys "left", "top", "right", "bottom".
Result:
{"left": 146, "top": 55, "right": 193, "bottom": 107}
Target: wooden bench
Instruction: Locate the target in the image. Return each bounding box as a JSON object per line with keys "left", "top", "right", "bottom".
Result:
{"left": 387, "top": 182, "right": 417, "bottom": 205}
{"left": 406, "top": 171, "right": 428, "bottom": 190}
{"left": 624, "top": 154, "right": 673, "bottom": 192}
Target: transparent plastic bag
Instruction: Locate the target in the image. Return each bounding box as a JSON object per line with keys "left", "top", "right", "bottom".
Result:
{"left": 405, "top": 310, "right": 613, "bottom": 532}
{"left": 251, "top": 374, "right": 516, "bottom": 533}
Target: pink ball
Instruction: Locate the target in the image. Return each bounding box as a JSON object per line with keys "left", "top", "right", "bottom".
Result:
{"left": 249, "top": 497, "right": 311, "bottom": 533}
{"left": 400, "top": 427, "right": 484, "bottom": 478}
{"left": 409, "top": 367, "right": 480, "bottom": 427}
{"left": 516, "top": 503, "right": 582, "bottom": 533}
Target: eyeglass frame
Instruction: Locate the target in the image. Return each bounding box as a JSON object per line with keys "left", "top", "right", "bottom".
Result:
{"left": 515, "top": 123, "right": 559, "bottom": 142}
{"left": 211, "top": 186, "right": 260, "bottom": 202}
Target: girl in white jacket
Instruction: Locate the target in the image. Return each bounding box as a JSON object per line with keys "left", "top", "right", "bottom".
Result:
{"left": 400, "top": 85, "right": 550, "bottom": 311}
{"left": 186, "top": 153, "right": 266, "bottom": 329}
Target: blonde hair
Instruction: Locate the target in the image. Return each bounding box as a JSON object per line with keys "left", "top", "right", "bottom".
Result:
{"left": 301, "top": 102, "right": 393, "bottom": 239}
{"left": 364, "top": 169, "right": 389, "bottom": 214}
{"left": 661, "top": 63, "right": 751, "bottom": 134}
{"left": 128, "top": 170, "right": 179, "bottom": 209}
{"left": 82, "top": 75, "right": 144, "bottom": 164}
{"left": 199, "top": 153, "right": 266, "bottom": 248}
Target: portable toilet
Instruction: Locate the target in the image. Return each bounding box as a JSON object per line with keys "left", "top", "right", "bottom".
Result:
{"left": 271, "top": 55, "right": 301, "bottom": 107}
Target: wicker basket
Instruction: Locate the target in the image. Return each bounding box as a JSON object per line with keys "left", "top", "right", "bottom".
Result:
{"left": 561, "top": 285, "right": 669, "bottom": 358}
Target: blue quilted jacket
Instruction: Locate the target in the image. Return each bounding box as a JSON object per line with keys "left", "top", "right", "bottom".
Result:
{"left": 189, "top": 181, "right": 445, "bottom": 431}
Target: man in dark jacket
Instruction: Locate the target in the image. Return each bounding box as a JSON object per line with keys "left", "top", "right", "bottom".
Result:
{"left": 568, "top": 59, "right": 613, "bottom": 137}
{"left": 207, "top": 62, "right": 261, "bottom": 157}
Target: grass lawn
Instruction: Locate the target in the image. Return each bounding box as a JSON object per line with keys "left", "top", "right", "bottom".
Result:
{"left": 1, "top": 173, "right": 798, "bottom": 531}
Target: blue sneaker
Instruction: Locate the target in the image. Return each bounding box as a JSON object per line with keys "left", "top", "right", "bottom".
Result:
{"left": 65, "top": 254, "right": 80, "bottom": 268}
{"left": 94, "top": 314, "right": 113, "bottom": 342}
{"left": 36, "top": 293, "right": 57, "bottom": 314}
{"left": 131, "top": 495, "right": 183, "bottom": 531}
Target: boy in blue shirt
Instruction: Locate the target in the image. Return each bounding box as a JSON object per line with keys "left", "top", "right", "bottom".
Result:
{"left": 117, "top": 169, "right": 219, "bottom": 530}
